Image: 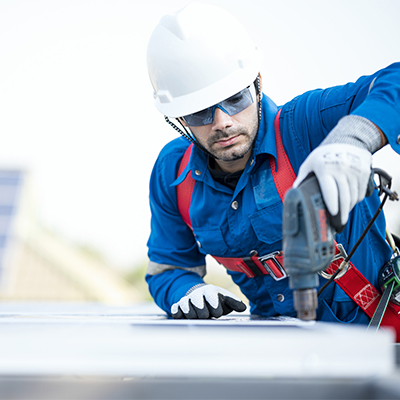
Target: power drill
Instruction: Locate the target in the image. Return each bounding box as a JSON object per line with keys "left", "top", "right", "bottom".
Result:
{"left": 283, "top": 174, "right": 336, "bottom": 320}
{"left": 283, "top": 169, "right": 398, "bottom": 321}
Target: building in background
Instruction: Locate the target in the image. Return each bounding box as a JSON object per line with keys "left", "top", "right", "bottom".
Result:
{"left": 0, "top": 169, "right": 140, "bottom": 304}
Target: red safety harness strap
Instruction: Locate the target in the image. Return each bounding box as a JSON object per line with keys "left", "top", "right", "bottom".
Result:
{"left": 326, "top": 253, "right": 400, "bottom": 341}
{"left": 213, "top": 252, "right": 286, "bottom": 280}
{"left": 270, "top": 109, "right": 296, "bottom": 200}
{"left": 177, "top": 143, "right": 195, "bottom": 229}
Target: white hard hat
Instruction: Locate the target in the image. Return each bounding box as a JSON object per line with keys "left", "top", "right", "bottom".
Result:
{"left": 147, "top": 2, "right": 263, "bottom": 118}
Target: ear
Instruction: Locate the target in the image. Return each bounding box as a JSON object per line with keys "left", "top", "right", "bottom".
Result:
{"left": 257, "top": 72, "right": 263, "bottom": 101}
{"left": 258, "top": 72, "right": 263, "bottom": 92}
{"left": 177, "top": 117, "right": 188, "bottom": 127}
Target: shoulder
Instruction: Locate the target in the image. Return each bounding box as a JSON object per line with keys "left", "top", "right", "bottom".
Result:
{"left": 150, "top": 137, "right": 191, "bottom": 191}
{"left": 154, "top": 137, "right": 192, "bottom": 173}
{"left": 158, "top": 137, "right": 191, "bottom": 161}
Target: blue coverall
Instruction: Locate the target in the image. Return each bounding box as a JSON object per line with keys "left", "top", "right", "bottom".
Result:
{"left": 147, "top": 62, "right": 400, "bottom": 324}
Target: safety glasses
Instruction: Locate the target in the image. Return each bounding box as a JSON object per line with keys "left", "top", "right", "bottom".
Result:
{"left": 181, "top": 86, "right": 254, "bottom": 126}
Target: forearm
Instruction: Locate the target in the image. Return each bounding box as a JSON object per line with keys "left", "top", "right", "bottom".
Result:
{"left": 146, "top": 267, "right": 205, "bottom": 315}
{"left": 321, "top": 115, "right": 386, "bottom": 152}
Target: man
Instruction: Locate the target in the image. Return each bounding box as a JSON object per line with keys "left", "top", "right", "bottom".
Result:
{"left": 145, "top": 3, "right": 400, "bottom": 326}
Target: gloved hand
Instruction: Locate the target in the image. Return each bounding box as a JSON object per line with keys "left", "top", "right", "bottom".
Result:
{"left": 293, "top": 143, "right": 371, "bottom": 227}
{"left": 171, "top": 284, "right": 247, "bottom": 319}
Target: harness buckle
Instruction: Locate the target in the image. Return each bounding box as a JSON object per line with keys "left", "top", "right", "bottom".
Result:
{"left": 258, "top": 251, "right": 288, "bottom": 281}
{"left": 318, "top": 243, "right": 349, "bottom": 280}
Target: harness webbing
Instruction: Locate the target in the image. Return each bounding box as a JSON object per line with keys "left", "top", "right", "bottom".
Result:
{"left": 270, "top": 109, "right": 296, "bottom": 199}
{"left": 177, "top": 143, "right": 195, "bottom": 229}
{"left": 176, "top": 109, "right": 400, "bottom": 341}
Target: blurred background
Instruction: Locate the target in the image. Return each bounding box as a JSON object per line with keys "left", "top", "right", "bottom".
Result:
{"left": 0, "top": 0, "right": 399, "bottom": 304}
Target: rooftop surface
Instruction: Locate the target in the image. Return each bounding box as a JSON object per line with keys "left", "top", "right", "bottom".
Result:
{"left": 0, "top": 302, "right": 399, "bottom": 399}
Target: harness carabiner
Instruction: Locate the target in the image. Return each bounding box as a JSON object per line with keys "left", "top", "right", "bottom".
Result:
{"left": 318, "top": 244, "right": 349, "bottom": 280}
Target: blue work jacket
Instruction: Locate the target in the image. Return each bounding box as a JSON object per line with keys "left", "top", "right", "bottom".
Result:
{"left": 146, "top": 62, "right": 400, "bottom": 324}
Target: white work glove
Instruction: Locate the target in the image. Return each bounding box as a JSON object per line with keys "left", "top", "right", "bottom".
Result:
{"left": 171, "top": 284, "right": 246, "bottom": 319}
{"left": 293, "top": 143, "right": 372, "bottom": 227}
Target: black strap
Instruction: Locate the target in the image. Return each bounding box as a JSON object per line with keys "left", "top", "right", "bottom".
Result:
{"left": 392, "top": 232, "right": 400, "bottom": 249}
{"left": 241, "top": 256, "right": 265, "bottom": 277}
{"left": 367, "top": 280, "right": 395, "bottom": 332}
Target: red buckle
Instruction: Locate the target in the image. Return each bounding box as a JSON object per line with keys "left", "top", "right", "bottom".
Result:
{"left": 214, "top": 251, "right": 288, "bottom": 280}
{"left": 257, "top": 251, "right": 288, "bottom": 281}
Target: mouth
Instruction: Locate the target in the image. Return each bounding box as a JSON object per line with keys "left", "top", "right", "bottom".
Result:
{"left": 214, "top": 135, "right": 240, "bottom": 147}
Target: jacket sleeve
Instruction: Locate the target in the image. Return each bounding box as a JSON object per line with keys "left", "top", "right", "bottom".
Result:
{"left": 281, "top": 62, "right": 400, "bottom": 172}
{"left": 146, "top": 139, "right": 206, "bottom": 314}
{"left": 351, "top": 62, "right": 400, "bottom": 152}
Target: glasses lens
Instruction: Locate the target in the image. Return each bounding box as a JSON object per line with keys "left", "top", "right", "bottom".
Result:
{"left": 182, "top": 108, "right": 213, "bottom": 126}
{"left": 182, "top": 86, "right": 254, "bottom": 126}
{"left": 220, "top": 87, "right": 253, "bottom": 115}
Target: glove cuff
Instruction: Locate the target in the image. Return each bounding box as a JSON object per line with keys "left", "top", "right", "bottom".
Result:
{"left": 186, "top": 283, "right": 206, "bottom": 295}
{"left": 322, "top": 115, "right": 382, "bottom": 153}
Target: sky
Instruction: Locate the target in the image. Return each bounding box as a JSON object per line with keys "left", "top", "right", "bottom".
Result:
{"left": 0, "top": 0, "right": 399, "bottom": 270}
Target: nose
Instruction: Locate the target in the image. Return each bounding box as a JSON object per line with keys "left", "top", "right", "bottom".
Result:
{"left": 212, "top": 107, "right": 233, "bottom": 131}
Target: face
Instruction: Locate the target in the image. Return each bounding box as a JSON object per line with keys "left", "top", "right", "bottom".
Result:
{"left": 181, "top": 84, "right": 259, "bottom": 168}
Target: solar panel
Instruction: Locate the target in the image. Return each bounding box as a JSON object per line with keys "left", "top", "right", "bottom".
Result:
{"left": 0, "top": 170, "right": 25, "bottom": 286}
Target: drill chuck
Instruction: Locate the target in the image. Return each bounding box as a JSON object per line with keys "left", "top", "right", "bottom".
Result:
{"left": 293, "top": 288, "right": 318, "bottom": 321}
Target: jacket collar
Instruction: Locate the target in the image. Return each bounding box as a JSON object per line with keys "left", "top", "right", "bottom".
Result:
{"left": 253, "top": 94, "right": 279, "bottom": 160}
